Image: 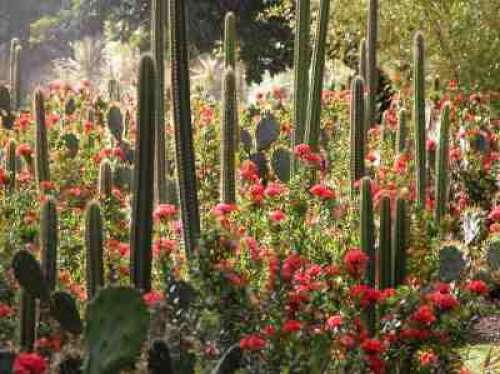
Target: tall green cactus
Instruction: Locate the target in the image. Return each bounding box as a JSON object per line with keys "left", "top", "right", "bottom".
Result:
{"left": 221, "top": 69, "right": 237, "bottom": 204}
{"left": 6, "top": 139, "right": 17, "bottom": 193}
{"left": 107, "top": 79, "right": 121, "bottom": 102}
{"left": 224, "top": 12, "right": 237, "bottom": 69}
{"left": 396, "top": 108, "right": 407, "bottom": 155}
{"left": 392, "top": 197, "right": 408, "bottom": 286}
{"left": 359, "top": 38, "right": 367, "bottom": 82}
{"left": 360, "top": 176, "right": 375, "bottom": 336}
{"left": 365, "top": 0, "right": 378, "bottom": 131}
{"left": 19, "top": 290, "right": 36, "bottom": 352}
{"left": 12, "top": 44, "right": 22, "bottom": 109}
{"left": 85, "top": 201, "right": 104, "bottom": 299}
{"left": 130, "top": 54, "right": 156, "bottom": 292}
{"left": 435, "top": 103, "right": 451, "bottom": 227}
{"left": 34, "top": 89, "right": 50, "bottom": 185}
{"left": 414, "top": 32, "right": 426, "bottom": 207}
{"left": 9, "top": 38, "right": 20, "bottom": 91}
{"left": 292, "top": 0, "right": 311, "bottom": 161}
{"left": 168, "top": 0, "right": 201, "bottom": 257}
{"left": 350, "top": 76, "right": 366, "bottom": 194}
{"left": 152, "top": 0, "right": 168, "bottom": 204}
{"left": 304, "top": 0, "right": 330, "bottom": 151}
{"left": 40, "top": 197, "right": 58, "bottom": 292}
{"left": 378, "top": 195, "right": 392, "bottom": 289}
{"left": 98, "top": 159, "right": 113, "bottom": 198}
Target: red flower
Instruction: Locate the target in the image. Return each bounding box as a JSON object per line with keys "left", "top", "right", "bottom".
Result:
{"left": 350, "top": 284, "right": 381, "bottom": 307}
{"left": 269, "top": 209, "right": 286, "bottom": 224}
{"left": 281, "top": 319, "right": 302, "bottom": 334}
{"left": 0, "top": 168, "right": 8, "bottom": 186}
{"left": 13, "top": 353, "right": 48, "bottom": 374}
{"left": 153, "top": 204, "right": 177, "bottom": 221}
{"left": 152, "top": 239, "right": 176, "bottom": 257}
{"left": 143, "top": 291, "right": 164, "bottom": 307}
{"left": 248, "top": 183, "right": 265, "bottom": 203}
{"left": 419, "top": 350, "right": 438, "bottom": 367}
{"left": 488, "top": 206, "right": 500, "bottom": 222}
{"left": 426, "top": 139, "right": 436, "bottom": 152}
{"left": 464, "top": 280, "right": 489, "bottom": 295}
{"left": 309, "top": 184, "right": 336, "bottom": 200}
{"left": 240, "top": 160, "right": 259, "bottom": 181}
{"left": 281, "top": 253, "right": 304, "bottom": 281}
{"left": 360, "top": 338, "right": 385, "bottom": 355}
{"left": 338, "top": 334, "right": 356, "bottom": 349}
{"left": 343, "top": 248, "right": 369, "bottom": 278}
{"left": 326, "top": 314, "right": 343, "bottom": 330}
{"left": 264, "top": 182, "right": 286, "bottom": 198}
{"left": 411, "top": 305, "right": 436, "bottom": 325}
{"left": 16, "top": 144, "right": 33, "bottom": 158}
{"left": 262, "top": 324, "right": 276, "bottom": 337}
{"left": 294, "top": 144, "right": 311, "bottom": 157}
{"left": 0, "top": 303, "right": 14, "bottom": 318}
{"left": 239, "top": 334, "right": 266, "bottom": 351}
{"left": 427, "top": 292, "right": 458, "bottom": 311}
{"left": 212, "top": 203, "right": 238, "bottom": 216}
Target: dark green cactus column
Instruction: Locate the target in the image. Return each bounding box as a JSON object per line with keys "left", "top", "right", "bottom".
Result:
{"left": 40, "top": 197, "right": 58, "bottom": 292}
{"left": 130, "top": 55, "right": 157, "bottom": 292}
{"left": 396, "top": 108, "right": 407, "bottom": 155}
{"left": 359, "top": 38, "right": 367, "bottom": 82}
{"left": 392, "top": 197, "right": 408, "bottom": 286}
{"left": 365, "top": 0, "right": 378, "bottom": 131}
{"left": 152, "top": 0, "right": 168, "bottom": 204}
{"left": 360, "top": 177, "right": 376, "bottom": 336}
{"left": 34, "top": 89, "right": 51, "bottom": 185}
{"left": 9, "top": 38, "right": 20, "bottom": 91}
{"left": 12, "top": 44, "right": 22, "bottom": 109}
{"left": 435, "top": 103, "right": 450, "bottom": 227}
{"left": 414, "top": 32, "right": 426, "bottom": 207}
{"left": 98, "top": 159, "right": 113, "bottom": 198}
{"left": 85, "top": 201, "right": 104, "bottom": 299}
{"left": 108, "top": 79, "right": 121, "bottom": 102}
{"left": 168, "top": 0, "right": 201, "bottom": 257}
{"left": 221, "top": 69, "right": 237, "bottom": 204}
{"left": 6, "top": 139, "right": 17, "bottom": 193}
{"left": 350, "top": 76, "right": 366, "bottom": 194}
{"left": 304, "top": 0, "right": 330, "bottom": 151}
{"left": 378, "top": 195, "right": 392, "bottom": 289}
{"left": 19, "top": 290, "right": 36, "bottom": 352}
{"left": 224, "top": 12, "right": 237, "bottom": 69}
{"left": 292, "top": 0, "right": 311, "bottom": 164}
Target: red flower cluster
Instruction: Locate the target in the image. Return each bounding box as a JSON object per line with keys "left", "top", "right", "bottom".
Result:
{"left": 464, "top": 280, "right": 489, "bottom": 295}
{"left": 13, "top": 353, "right": 48, "bottom": 374}
{"left": 309, "top": 184, "right": 336, "bottom": 200}
{"left": 239, "top": 334, "right": 266, "bottom": 351}
{"left": 153, "top": 204, "right": 177, "bottom": 221}
{"left": 293, "top": 144, "right": 322, "bottom": 166}
{"left": 0, "top": 302, "right": 14, "bottom": 318}
{"left": 350, "top": 284, "right": 382, "bottom": 307}
{"left": 343, "top": 248, "right": 369, "bottom": 278}
{"left": 411, "top": 305, "right": 436, "bottom": 325}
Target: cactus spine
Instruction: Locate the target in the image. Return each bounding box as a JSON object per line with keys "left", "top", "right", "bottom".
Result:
{"left": 224, "top": 12, "right": 237, "bottom": 69}
{"left": 169, "top": 0, "right": 201, "bottom": 257}
{"left": 221, "top": 69, "right": 237, "bottom": 204}
{"left": 292, "top": 0, "right": 311, "bottom": 163}
{"left": 378, "top": 195, "right": 392, "bottom": 289}
{"left": 435, "top": 103, "right": 451, "bottom": 226}
{"left": 396, "top": 108, "right": 407, "bottom": 155}
{"left": 19, "top": 290, "right": 36, "bottom": 352}
{"left": 304, "top": 0, "right": 330, "bottom": 151}
{"left": 34, "top": 89, "right": 50, "bottom": 185}
{"left": 360, "top": 176, "right": 375, "bottom": 336}
{"left": 414, "top": 32, "right": 426, "bottom": 207}
{"left": 6, "top": 139, "right": 17, "bottom": 193}
{"left": 40, "top": 197, "right": 58, "bottom": 292}
{"left": 393, "top": 197, "right": 408, "bottom": 286}
{"left": 359, "top": 38, "right": 367, "bottom": 82}
{"left": 12, "top": 44, "right": 22, "bottom": 109}
{"left": 130, "top": 55, "right": 156, "bottom": 292}
{"left": 365, "top": 0, "right": 378, "bottom": 131}
{"left": 350, "top": 76, "right": 366, "bottom": 194}
{"left": 85, "top": 201, "right": 104, "bottom": 299}
{"left": 152, "top": 0, "right": 168, "bottom": 204}
{"left": 98, "top": 159, "right": 113, "bottom": 198}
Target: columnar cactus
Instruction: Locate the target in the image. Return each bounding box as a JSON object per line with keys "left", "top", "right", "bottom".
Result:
{"left": 168, "top": 0, "right": 201, "bottom": 257}
{"left": 108, "top": 79, "right": 121, "bottom": 102}
{"left": 34, "top": 89, "right": 50, "bottom": 185}
{"left": 130, "top": 54, "right": 156, "bottom": 292}
{"left": 396, "top": 108, "right": 407, "bottom": 155}
{"left": 393, "top": 197, "right": 408, "bottom": 287}
{"left": 9, "top": 38, "right": 20, "bottom": 91}
{"left": 359, "top": 38, "right": 367, "bottom": 82}
{"left": 12, "top": 44, "right": 22, "bottom": 109}
{"left": 365, "top": 0, "right": 378, "bottom": 131}
{"left": 435, "top": 103, "right": 451, "bottom": 227}
{"left": 304, "top": 0, "right": 330, "bottom": 151}
{"left": 224, "top": 12, "right": 237, "bottom": 69}
{"left": 19, "top": 290, "right": 36, "bottom": 352}
{"left": 40, "top": 197, "right": 58, "bottom": 293}
{"left": 350, "top": 76, "right": 366, "bottom": 194}
{"left": 414, "top": 32, "right": 426, "bottom": 207}
{"left": 6, "top": 139, "right": 17, "bottom": 193}
{"left": 98, "top": 159, "right": 113, "bottom": 198}
{"left": 152, "top": 0, "right": 168, "bottom": 204}
{"left": 291, "top": 0, "right": 310, "bottom": 166}
{"left": 85, "top": 201, "right": 105, "bottom": 299}
{"left": 378, "top": 195, "right": 392, "bottom": 289}
{"left": 360, "top": 176, "right": 375, "bottom": 335}
{"left": 221, "top": 69, "right": 237, "bottom": 204}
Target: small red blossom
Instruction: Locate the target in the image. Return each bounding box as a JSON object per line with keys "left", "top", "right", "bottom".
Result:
{"left": 326, "top": 314, "right": 343, "bottom": 330}
{"left": 419, "top": 350, "right": 438, "bottom": 367}
{"left": 464, "top": 280, "right": 489, "bottom": 295}
{"left": 143, "top": 291, "right": 164, "bottom": 307}
{"left": 269, "top": 209, "right": 286, "bottom": 223}
{"left": 309, "top": 184, "right": 336, "bottom": 199}
{"left": 240, "top": 160, "right": 259, "bottom": 181}
{"left": 281, "top": 319, "right": 302, "bottom": 334}
{"left": 427, "top": 291, "right": 459, "bottom": 311}
{"left": 153, "top": 204, "right": 177, "bottom": 221}
{"left": 239, "top": 334, "right": 266, "bottom": 351}
{"left": 0, "top": 303, "right": 14, "bottom": 318}
{"left": 360, "top": 338, "right": 385, "bottom": 355}
{"left": 212, "top": 203, "right": 238, "bottom": 216}
{"left": 411, "top": 305, "right": 436, "bottom": 325}
{"left": 13, "top": 353, "right": 48, "bottom": 374}
{"left": 343, "top": 248, "right": 369, "bottom": 278}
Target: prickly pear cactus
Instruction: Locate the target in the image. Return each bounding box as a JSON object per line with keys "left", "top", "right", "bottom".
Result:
{"left": 83, "top": 287, "right": 149, "bottom": 374}
{"left": 50, "top": 291, "right": 83, "bottom": 334}
{"left": 438, "top": 244, "right": 466, "bottom": 282}
{"left": 255, "top": 114, "right": 279, "bottom": 151}
{"left": 486, "top": 238, "right": 500, "bottom": 271}
{"left": 107, "top": 106, "right": 124, "bottom": 142}
{"left": 271, "top": 148, "right": 291, "bottom": 183}
{"left": 12, "top": 250, "right": 49, "bottom": 301}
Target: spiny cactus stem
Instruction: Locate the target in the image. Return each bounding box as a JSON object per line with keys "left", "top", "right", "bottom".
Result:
{"left": 414, "top": 32, "right": 426, "bottom": 208}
